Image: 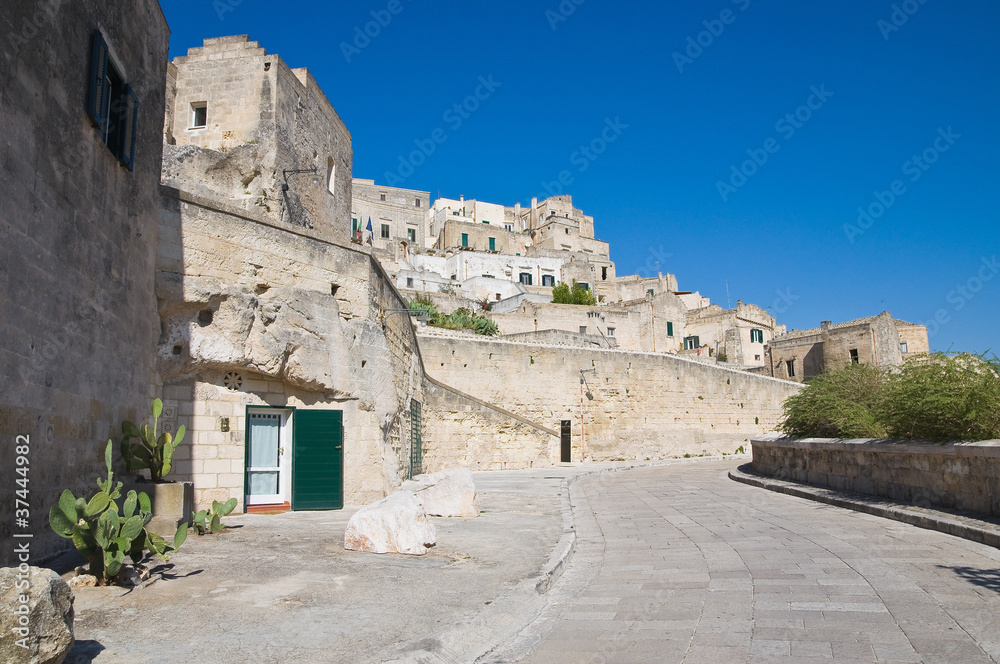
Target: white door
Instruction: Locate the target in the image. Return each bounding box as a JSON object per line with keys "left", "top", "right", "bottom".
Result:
{"left": 246, "top": 410, "right": 289, "bottom": 505}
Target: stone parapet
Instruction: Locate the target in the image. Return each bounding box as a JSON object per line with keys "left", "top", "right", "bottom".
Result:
{"left": 751, "top": 435, "right": 1000, "bottom": 517}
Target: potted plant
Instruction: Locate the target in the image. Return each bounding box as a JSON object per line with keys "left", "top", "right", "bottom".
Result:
{"left": 120, "top": 398, "right": 194, "bottom": 537}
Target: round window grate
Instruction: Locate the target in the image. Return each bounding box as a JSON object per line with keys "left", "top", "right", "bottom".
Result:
{"left": 223, "top": 371, "right": 243, "bottom": 391}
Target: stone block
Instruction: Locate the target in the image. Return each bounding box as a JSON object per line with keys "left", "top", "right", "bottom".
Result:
{"left": 401, "top": 467, "right": 480, "bottom": 517}
{"left": 344, "top": 491, "right": 436, "bottom": 555}
{"left": 0, "top": 567, "right": 74, "bottom": 664}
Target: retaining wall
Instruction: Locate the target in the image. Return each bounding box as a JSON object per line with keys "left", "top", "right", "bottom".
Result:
{"left": 751, "top": 436, "right": 1000, "bottom": 517}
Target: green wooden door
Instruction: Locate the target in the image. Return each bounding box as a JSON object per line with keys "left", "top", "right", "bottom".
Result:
{"left": 292, "top": 410, "right": 343, "bottom": 510}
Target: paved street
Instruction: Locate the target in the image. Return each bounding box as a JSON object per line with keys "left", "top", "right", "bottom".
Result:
{"left": 493, "top": 461, "right": 1000, "bottom": 664}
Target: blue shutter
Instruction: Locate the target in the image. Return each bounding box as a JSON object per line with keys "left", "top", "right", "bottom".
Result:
{"left": 88, "top": 30, "right": 109, "bottom": 130}
{"left": 121, "top": 85, "right": 139, "bottom": 171}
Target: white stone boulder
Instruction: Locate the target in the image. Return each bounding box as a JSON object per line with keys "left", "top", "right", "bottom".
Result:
{"left": 401, "top": 467, "right": 480, "bottom": 517}
{"left": 0, "top": 566, "right": 74, "bottom": 664}
{"left": 344, "top": 491, "right": 437, "bottom": 555}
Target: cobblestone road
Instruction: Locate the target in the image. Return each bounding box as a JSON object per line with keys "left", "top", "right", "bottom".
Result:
{"left": 509, "top": 460, "right": 1000, "bottom": 664}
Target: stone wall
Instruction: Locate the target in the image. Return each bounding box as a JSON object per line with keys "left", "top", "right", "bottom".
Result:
{"left": 0, "top": 0, "right": 169, "bottom": 564}
{"left": 751, "top": 436, "right": 1000, "bottom": 517}
{"left": 157, "top": 187, "right": 424, "bottom": 508}
{"left": 165, "top": 35, "right": 353, "bottom": 245}
{"left": 422, "top": 379, "right": 558, "bottom": 472}
{"left": 351, "top": 178, "right": 428, "bottom": 252}
{"left": 418, "top": 335, "right": 803, "bottom": 460}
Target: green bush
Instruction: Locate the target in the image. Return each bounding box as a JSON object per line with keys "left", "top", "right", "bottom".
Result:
{"left": 878, "top": 353, "right": 1000, "bottom": 442}
{"left": 779, "top": 353, "right": 1000, "bottom": 442}
{"left": 551, "top": 280, "right": 597, "bottom": 305}
{"left": 404, "top": 299, "right": 498, "bottom": 336}
{"left": 779, "top": 363, "right": 888, "bottom": 439}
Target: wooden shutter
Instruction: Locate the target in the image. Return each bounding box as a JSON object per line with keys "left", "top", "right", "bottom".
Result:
{"left": 87, "top": 30, "right": 109, "bottom": 130}
{"left": 120, "top": 85, "right": 138, "bottom": 170}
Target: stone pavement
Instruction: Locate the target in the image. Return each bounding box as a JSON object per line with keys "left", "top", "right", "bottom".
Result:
{"left": 486, "top": 460, "right": 1000, "bottom": 664}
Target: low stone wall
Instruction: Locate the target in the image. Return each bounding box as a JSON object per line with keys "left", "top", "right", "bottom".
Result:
{"left": 751, "top": 436, "right": 1000, "bottom": 517}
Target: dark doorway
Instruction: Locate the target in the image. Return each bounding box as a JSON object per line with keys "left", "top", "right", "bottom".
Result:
{"left": 560, "top": 420, "right": 572, "bottom": 463}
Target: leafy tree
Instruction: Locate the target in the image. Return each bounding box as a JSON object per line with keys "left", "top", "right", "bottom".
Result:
{"left": 551, "top": 280, "right": 597, "bottom": 305}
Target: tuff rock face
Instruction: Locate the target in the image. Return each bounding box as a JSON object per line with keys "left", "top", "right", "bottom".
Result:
{"left": 401, "top": 467, "right": 480, "bottom": 518}
{"left": 0, "top": 567, "right": 74, "bottom": 664}
{"left": 344, "top": 491, "right": 437, "bottom": 555}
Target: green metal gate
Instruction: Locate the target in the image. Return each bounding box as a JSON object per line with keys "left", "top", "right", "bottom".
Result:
{"left": 292, "top": 410, "right": 343, "bottom": 510}
{"left": 409, "top": 399, "right": 422, "bottom": 479}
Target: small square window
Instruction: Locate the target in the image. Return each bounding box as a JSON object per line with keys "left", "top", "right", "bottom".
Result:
{"left": 406, "top": 277, "right": 414, "bottom": 288}
{"left": 755, "top": 354, "right": 761, "bottom": 361}
{"left": 415, "top": 198, "right": 421, "bottom": 207}
{"left": 579, "top": 326, "right": 587, "bottom": 334}
{"left": 380, "top": 193, "right": 386, "bottom": 201}
{"left": 607, "top": 327, "right": 615, "bottom": 337}
{"left": 191, "top": 103, "right": 207, "bottom": 129}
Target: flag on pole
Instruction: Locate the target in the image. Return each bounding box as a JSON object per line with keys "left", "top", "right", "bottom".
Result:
{"left": 365, "top": 217, "right": 373, "bottom": 245}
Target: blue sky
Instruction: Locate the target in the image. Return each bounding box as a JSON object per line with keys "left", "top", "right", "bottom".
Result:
{"left": 160, "top": 0, "right": 999, "bottom": 354}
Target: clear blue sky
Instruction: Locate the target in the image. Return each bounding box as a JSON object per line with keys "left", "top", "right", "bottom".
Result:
{"left": 160, "top": 0, "right": 999, "bottom": 355}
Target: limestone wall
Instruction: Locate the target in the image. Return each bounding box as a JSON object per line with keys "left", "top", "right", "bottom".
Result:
{"left": 418, "top": 335, "right": 803, "bottom": 460}
{"left": 0, "top": 0, "right": 169, "bottom": 564}
{"left": 751, "top": 437, "right": 1000, "bottom": 517}
{"left": 422, "top": 379, "right": 558, "bottom": 472}
{"left": 157, "top": 188, "right": 424, "bottom": 508}
{"left": 351, "top": 178, "right": 429, "bottom": 251}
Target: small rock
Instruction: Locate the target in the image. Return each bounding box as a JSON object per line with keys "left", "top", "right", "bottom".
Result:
{"left": 344, "top": 491, "right": 436, "bottom": 555}
{"left": 401, "top": 467, "right": 480, "bottom": 517}
{"left": 0, "top": 566, "right": 74, "bottom": 664}
{"left": 67, "top": 575, "right": 97, "bottom": 589}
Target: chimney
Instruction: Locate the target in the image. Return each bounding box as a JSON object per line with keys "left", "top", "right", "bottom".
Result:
{"left": 820, "top": 321, "right": 832, "bottom": 330}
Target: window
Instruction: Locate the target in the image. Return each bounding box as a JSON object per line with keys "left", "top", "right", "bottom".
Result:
{"left": 684, "top": 336, "right": 700, "bottom": 351}
{"left": 580, "top": 326, "right": 588, "bottom": 334}
{"left": 380, "top": 224, "right": 390, "bottom": 239}
{"left": 647, "top": 288, "right": 654, "bottom": 296}
{"left": 900, "top": 342, "right": 909, "bottom": 354}
{"left": 327, "top": 158, "right": 336, "bottom": 195}
{"left": 607, "top": 327, "right": 615, "bottom": 337}
{"left": 495, "top": 293, "right": 502, "bottom": 301}
{"left": 191, "top": 103, "right": 207, "bottom": 129}
{"left": 755, "top": 354, "right": 761, "bottom": 361}
{"left": 407, "top": 228, "right": 416, "bottom": 242}
{"left": 406, "top": 277, "right": 414, "bottom": 288}
{"left": 415, "top": 198, "right": 421, "bottom": 207}
{"left": 489, "top": 237, "right": 496, "bottom": 251}
{"left": 849, "top": 349, "right": 859, "bottom": 364}
{"left": 505, "top": 224, "right": 513, "bottom": 231}
{"left": 461, "top": 233, "right": 469, "bottom": 248}
{"left": 87, "top": 30, "right": 138, "bottom": 170}
{"left": 602, "top": 267, "right": 608, "bottom": 281}
{"left": 541, "top": 274, "right": 555, "bottom": 287}
{"left": 579, "top": 283, "right": 589, "bottom": 291}
{"left": 750, "top": 329, "right": 764, "bottom": 344}
{"left": 786, "top": 360, "right": 796, "bottom": 377}
{"left": 351, "top": 218, "right": 361, "bottom": 239}
{"left": 519, "top": 272, "right": 532, "bottom": 286}
{"left": 380, "top": 193, "right": 386, "bottom": 201}
{"left": 482, "top": 220, "right": 489, "bottom": 224}
{"left": 667, "top": 322, "right": 674, "bottom": 337}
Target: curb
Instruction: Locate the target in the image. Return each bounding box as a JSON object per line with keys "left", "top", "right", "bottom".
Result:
{"left": 730, "top": 463, "right": 1000, "bottom": 549}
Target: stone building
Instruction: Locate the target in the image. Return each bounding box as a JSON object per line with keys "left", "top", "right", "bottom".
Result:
{"left": 351, "top": 178, "right": 429, "bottom": 254}
{"left": 766, "top": 312, "right": 927, "bottom": 382}
{"left": 0, "top": 0, "right": 170, "bottom": 563}
{"left": 165, "top": 35, "right": 352, "bottom": 245}
{"left": 684, "top": 301, "right": 782, "bottom": 367}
